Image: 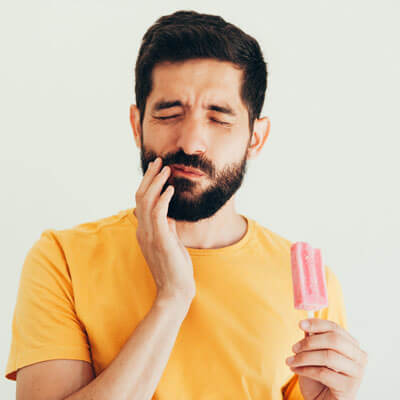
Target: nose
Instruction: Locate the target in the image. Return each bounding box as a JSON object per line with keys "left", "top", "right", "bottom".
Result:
{"left": 174, "top": 112, "right": 207, "bottom": 155}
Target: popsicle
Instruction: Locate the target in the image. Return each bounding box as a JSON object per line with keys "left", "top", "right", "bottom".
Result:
{"left": 290, "top": 241, "right": 328, "bottom": 321}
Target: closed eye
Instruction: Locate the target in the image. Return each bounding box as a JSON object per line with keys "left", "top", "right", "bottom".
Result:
{"left": 155, "top": 115, "right": 230, "bottom": 126}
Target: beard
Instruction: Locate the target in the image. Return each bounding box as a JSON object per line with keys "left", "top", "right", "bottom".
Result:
{"left": 138, "top": 130, "right": 251, "bottom": 223}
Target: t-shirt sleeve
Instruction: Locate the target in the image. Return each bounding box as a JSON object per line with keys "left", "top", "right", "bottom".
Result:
{"left": 281, "top": 374, "right": 304, "bottom": 400}
{"left": 281, "top": 265, "right": 348, "bottom": 399}
{"left": 5, "top": 229, "right": 92, "bottom": 381}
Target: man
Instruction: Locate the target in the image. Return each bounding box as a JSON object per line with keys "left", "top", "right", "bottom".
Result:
{"left": 5, "top": 10, "right": 367, "bottom": 400}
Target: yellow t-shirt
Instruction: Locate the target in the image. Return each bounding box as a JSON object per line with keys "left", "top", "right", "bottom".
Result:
{"left": 5, "top": 207, "right": 347, "bottom": 400}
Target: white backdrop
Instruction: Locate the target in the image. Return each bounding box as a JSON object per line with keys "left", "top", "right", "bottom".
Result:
{"left": 1, "top": 0, "right": 399, "bottom": 398}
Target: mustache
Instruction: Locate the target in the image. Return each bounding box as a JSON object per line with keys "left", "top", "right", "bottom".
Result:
{"left": 151, "top": 154, "right": 212, "bottom": 176}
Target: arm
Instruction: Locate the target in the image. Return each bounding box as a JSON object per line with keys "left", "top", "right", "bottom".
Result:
{"left": 65, "top": 292, "right": 191, "bottom": 400}
{"left": 15, "top": 159, "right": 196, "bottom": 400}
{"left": 17, "top": 292, "right": 192, "bottom": 400}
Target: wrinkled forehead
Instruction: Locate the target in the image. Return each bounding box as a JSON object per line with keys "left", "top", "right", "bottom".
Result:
{"left": 148, "top": 59, "right": 245, "bottom": 112}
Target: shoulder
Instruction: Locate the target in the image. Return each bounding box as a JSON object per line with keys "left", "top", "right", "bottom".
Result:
{"left": 251, "top": 219, "right": 294, "bottom": 253}
{"left": 25, "top": 208, "right": 135, "bottom": 277}
{"left": 41, "top": 207, "right": 134, "bottom": 246}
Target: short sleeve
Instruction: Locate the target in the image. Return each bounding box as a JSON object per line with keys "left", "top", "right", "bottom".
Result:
{"left": 281, "top": 373, "right": 304, "bottom": 400}
{"left": 281, "top": 265, "right": 348, "bottom": 399}
{"left": 5, "top": 229, "right": 92, "bottom": 381}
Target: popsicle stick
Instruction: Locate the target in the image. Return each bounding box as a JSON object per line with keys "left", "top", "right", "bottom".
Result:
{"left": 307, "top": 310, "right": 314, "bottom": 336}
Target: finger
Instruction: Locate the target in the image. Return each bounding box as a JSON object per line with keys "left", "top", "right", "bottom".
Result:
{"left": 300, "top": 318, "right": 360, "bottom": 347}
{"left": 136, "top": 158, "right": 167, "bottom": 239}
{"left": 146, "top": 164, "right": 172, "bottom": 215}
{"left": 136, "top": 158, "right": 161, "bottom": 199}
{"left": 289, "top": 365, "right": 350, "bottom": 393}
{"left": 153, "top": 184, "right": 175, "bottom": 240}
{"left": 135, "top": 159, "right": 157, "bottom": 227}
{"left": 293, "top": 331, "right": 366, "bottom": 366}
{"left": 142, "top": 163, "right": 172, "bottom": 242}
{"left": 287, "top": 348, "right": 360, "bottom": 378}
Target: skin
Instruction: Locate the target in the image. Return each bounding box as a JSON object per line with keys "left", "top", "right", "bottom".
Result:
{"left": 286, "top": 318, "right": 368, "bottom": 400}
{"left": 130, "top": 58, "right": 270, "bottom": 249}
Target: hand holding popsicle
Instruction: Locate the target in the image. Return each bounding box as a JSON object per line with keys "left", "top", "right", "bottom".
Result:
{"left": 286, "top": 241, "right": 368, "bottom": 400}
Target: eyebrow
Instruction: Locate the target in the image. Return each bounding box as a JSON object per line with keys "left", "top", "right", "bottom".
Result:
{"left": 152, "top": 99, "right": 237, "bottom": 117}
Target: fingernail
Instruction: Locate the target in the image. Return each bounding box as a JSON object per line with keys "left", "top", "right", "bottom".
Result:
{"left": 301, "top": 320, "right": 310, "bottom": 329}
{"left": 293, "top": 343, "right": 300, "bottom": 352}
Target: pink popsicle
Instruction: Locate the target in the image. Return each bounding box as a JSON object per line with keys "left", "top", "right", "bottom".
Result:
{"left": 290, "top": 242, "right": 328, "bottom": 312}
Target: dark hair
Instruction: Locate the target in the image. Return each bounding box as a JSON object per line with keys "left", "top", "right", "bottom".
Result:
{"left": 134, "top": 10, "right": 268, "bottom": 135}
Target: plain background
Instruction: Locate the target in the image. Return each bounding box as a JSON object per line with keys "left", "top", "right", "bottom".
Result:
{"left": 1, "top": 0, "right": 399, "bottom": 398}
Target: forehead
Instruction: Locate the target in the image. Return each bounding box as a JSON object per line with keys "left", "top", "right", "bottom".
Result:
{"left": 148, "top": 59, "right": 245, "bottom": 112}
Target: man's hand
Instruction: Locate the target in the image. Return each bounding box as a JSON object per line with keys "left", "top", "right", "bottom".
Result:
{"left": 285, "top": 318, "right": 368, "bottom": 400}
{"left": 135, "top": 156, "right": 196, "bottom": 301}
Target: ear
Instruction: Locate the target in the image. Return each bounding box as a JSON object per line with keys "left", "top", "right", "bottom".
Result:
{"left": 246, "top": 116, "right": 271, "bottom": 160}
{"left": 129, "top": 104, "right": 142, "bottom": 149}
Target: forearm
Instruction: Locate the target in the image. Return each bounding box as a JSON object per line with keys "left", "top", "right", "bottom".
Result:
{"left": 65, "top": 293, "right": 192, "bottom": 400}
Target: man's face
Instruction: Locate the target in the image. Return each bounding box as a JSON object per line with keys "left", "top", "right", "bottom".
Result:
{"left": 138, "top": 58, "right": 252, "bottom": 222}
